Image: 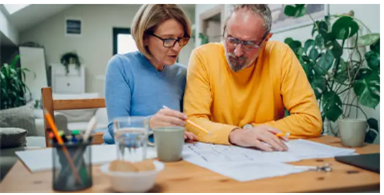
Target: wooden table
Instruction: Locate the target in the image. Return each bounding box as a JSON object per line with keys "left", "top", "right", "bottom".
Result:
{"left": 0, "top": 136, "right": 380, "bottom": 193}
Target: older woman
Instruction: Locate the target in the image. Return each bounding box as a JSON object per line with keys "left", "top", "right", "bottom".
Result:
{"left": 103, "top": 4, "right": 197, "bottom": 144}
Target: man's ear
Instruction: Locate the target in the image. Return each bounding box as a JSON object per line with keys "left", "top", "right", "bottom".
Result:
{"left": 265, "top": 33, "right": 273, "bottom": 42}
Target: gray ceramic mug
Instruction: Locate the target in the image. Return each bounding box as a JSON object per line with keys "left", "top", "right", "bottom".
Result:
{"left": 339, "top": 118, "right": 368, "bottom": 147}
{"left": 153, "top": 126, "right": 185, "bottom": 162}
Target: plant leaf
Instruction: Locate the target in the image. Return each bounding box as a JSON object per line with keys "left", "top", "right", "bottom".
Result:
{"left": 353, "top": 70, "right": 380, "bottom": 108}
{"left": 334, "top": 59, "right": 349, "bottom": 83}
{"left": 331, "top": 40, "right": 343, "bottom": 59}
{"left": 365, "top": 51, "right": 380, "bottom": 70}
{"left": 322, "top": 91, "right": 343, "bottom": 122}
{"left": 331, "top": 16, "right": 359, "bottom": 40}
{"left": 284, "top": 37, "right": 294, "bottom": 45}
{"left": 309, "top": 48, "right": 319, "bottom": 61}
{"left": 360, "top": 33, "right": 380, "bottom": 46}
{"left": 367, "top": 118, "right": 379, "bottom": 132}
{"left": 311, "top": 76, "right": 325, "bottom": 99}
{"left": 284, "top": 5, "right": 297, "bottom": 17}
{"left": 370, "top": 38, "right": 380, "bottom": 53}
{"left": 10, "top": 55, "right": 20, "bottom": 67}
{"left": 318, "top": 21, "right": 328, "bottom": 36}
{"left": 364, "top": 130, "right": 377, "bottom": 143}
{"left": 304, "top": 39, "right": 315, "bottom": 55}
{"left": 318, "top": 50, "right": 334, "bottom": 71}
{"left": 315, "top": 34, "right": 324, "bottom": 49}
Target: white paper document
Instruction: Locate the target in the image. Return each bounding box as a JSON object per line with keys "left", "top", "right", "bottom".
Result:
{"left": 16, "top": 145, "right": 157, "bottom": 172}
{"left": 182, "top": 139, "right": 355, "bottom": 182}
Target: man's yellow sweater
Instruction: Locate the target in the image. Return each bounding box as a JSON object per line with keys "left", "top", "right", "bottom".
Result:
{"left": 183, "top": 41, "right": 322, "bottom": 145}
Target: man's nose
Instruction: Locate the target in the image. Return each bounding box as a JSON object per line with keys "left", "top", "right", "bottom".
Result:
{"left": 234, "top": 44, "right": 244, "bottom": 57}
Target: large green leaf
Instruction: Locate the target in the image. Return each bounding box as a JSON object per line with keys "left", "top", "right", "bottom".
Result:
{"left": 322, "top": 91, "right": 343, "bottom": 122}
{"left": 370, "top": 38, "right": 380, "bottom": 53}
{"left": 360, "top": 33, "right": 380, "bottom": 46}
{"left": 331, "top": 16, "right": 359, "bottom": 40}
{"left": 318, "top": 50, "right": 334, "bottom": 71}
{"left": 331, "top": 40, "right": 343, "bottom": 59}
{"left": 318, "top": 21, "right": 328, "bottom": 36}
{"left": 315, "top": 34, "right": 324, "bottom": 49}
{"left": 365, "top": 51, "right": 380, "bottom": 70}
{"left": 284, "top": 37, "right": 294, "bottom": 45}
{"left": 284, "top": 4, "right": 306, "bottom": 17}
{"left": 304, "top": 39, "right": 315, "bottom": 54}
{"left": 284, "top": 5, "right": 297, "bottom": 16}
{"left": 309, "top": 48, "right": 319, "bottom": 61}
{"left": 353, "top": 70, "right": 380, "bottom": 108}
{"left": 311, "top": 76, "right": 325, "bottom": 99}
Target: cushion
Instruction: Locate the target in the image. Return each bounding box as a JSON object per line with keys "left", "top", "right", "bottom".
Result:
{"left": 0, "top": 127, "right": 27, "bottom": 148}
{"left": 52, "top": 93, "right": 99, "bottom": 123}
{"left": 0, "top": 103, "right": 37, "bottom": 136}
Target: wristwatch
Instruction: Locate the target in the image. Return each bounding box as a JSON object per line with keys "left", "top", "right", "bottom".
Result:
{"left": 243, "top": 124, "right": 254, "bottom": 129}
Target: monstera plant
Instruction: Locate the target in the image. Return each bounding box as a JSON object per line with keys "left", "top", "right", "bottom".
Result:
{"left": 283, "top": 5, "right": 379, "bottom": 143}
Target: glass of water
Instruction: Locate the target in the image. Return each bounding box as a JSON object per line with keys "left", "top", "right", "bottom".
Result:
{"left": 113, "top": 116, "right": 149, "bottom": 163}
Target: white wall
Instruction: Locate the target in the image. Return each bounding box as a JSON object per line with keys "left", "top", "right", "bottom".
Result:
{"left": 271, "top": 4, "right": 380, "bottom": 143}
{"left": 20, "top": 4, "right": 195, "bottom": 97}
{"left": 0, "top": 9, "right": 18, "bottom": 45}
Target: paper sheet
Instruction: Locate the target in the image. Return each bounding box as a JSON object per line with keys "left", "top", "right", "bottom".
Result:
{"left": 16, "top": 145, "right": 157, "bottom": 172}
{"left": 182, "top": 139, "right": 355, "bottom": 182}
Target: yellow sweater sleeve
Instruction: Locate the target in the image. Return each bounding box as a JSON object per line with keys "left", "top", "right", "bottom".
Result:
{"left": 252, "top": 46, "right": 322, "bottom": 138}
{"left": 183, "top": 49, "right": 238, "bottom": 145}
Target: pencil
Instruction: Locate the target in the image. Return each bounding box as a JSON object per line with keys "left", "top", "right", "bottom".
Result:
{"left": 162, "top": 105, "right": 212, "bottom": 135}
{"left": 276, "top": 132, "right": 290, "bottom": 138}
{"left": 185, "top": 119, "right": 212, "bottom": 135}
{"left": 44, "top": 109, "right": 83, "bottom": 184}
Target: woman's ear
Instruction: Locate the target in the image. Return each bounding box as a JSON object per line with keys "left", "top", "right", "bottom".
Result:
{"left": 144, "top": 35, "right": 149, "bottom": 46}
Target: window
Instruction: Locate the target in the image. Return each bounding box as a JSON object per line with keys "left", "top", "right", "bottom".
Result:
{"left": 113, "top": 28, "right": 138, "bottom": 55}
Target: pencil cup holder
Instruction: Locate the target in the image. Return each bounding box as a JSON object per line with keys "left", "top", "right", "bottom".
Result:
{"left": 52, "top": 140, "right": 93, "bottom": 191}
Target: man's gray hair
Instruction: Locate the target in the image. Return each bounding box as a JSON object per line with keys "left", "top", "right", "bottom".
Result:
{"left": 225, "top": 4, "right": 272, "bottom": 35}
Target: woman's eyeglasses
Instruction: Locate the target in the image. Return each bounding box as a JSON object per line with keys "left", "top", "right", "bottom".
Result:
{"left": 148, "top": 33, "right": 190, "bottom": 48}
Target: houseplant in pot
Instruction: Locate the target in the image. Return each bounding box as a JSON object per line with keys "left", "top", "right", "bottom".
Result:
{"left": 283, "top": 4, "right": 380, "bottom": 144}
{"left": 0, "top": 55, "right": 34, "bottom": 110}
{"left": 60, "top": 51, "right": 81, "bottom": 74}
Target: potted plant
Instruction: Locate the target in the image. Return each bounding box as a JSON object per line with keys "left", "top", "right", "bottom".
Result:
{"left": 0, "top": 55, "right": 34, "bottom": 110}
{"left": 60, "top": 51, "right": 81, "bottom": 74}
{"left": 199, "top": 33, "right": 209, "bottom": 45}
{"left": 283, "top": 5, "right": 379, "bottom": 143}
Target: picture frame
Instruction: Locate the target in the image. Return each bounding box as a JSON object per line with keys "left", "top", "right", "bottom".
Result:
{"left": 269, "top": 4, "right": 329, "bottom": 33}
{"left": 65, "top": 18, "right": 82, "bottom": 36}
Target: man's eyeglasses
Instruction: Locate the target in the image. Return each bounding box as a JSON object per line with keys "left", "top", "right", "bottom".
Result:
{"left": 148, "top": 33, "right": 190, "bottom": 48}
{"left": 225, "top": 33, "right": 268, "bottom": 51}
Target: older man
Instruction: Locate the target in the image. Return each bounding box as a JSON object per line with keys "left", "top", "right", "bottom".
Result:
{"left": 184, "top": 4, "right": 322, "bottom": 152}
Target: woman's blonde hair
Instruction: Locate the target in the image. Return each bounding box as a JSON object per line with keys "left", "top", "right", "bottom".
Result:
{"left": 131, "top": 4, "right": 192, "bottom": 60}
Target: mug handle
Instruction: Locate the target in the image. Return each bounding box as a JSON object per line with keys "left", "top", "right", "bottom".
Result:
{"left": 147, "top": 131, "right": 155, "bottom": 146}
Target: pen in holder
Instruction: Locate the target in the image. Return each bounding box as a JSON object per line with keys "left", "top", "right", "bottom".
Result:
{"left": 52, "top": 139, "right": 93, "bottom": 191}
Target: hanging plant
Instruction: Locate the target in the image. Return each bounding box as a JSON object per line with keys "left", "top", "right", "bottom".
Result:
{"left": 60, "top": 51, "right": 81, "bottom": 74}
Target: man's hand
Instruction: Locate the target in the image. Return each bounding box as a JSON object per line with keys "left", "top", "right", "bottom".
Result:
{"left": 229, "top": 125, "right": 289, "bottom": 152}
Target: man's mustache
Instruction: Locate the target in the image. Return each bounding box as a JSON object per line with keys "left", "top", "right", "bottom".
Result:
{"left": 228, "top": 53, "right": 246, "bottom": 61}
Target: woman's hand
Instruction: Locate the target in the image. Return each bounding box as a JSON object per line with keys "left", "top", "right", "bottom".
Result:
{"left": 149, "top": 107, "right": 198, "bottom": 141}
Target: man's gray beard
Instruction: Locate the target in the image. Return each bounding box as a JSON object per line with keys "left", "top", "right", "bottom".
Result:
{"left": 226, "top": 56, "right": 253, "bottom": 72}
{"left": 229, "top": 62, "right": 247, "bottom": 72}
